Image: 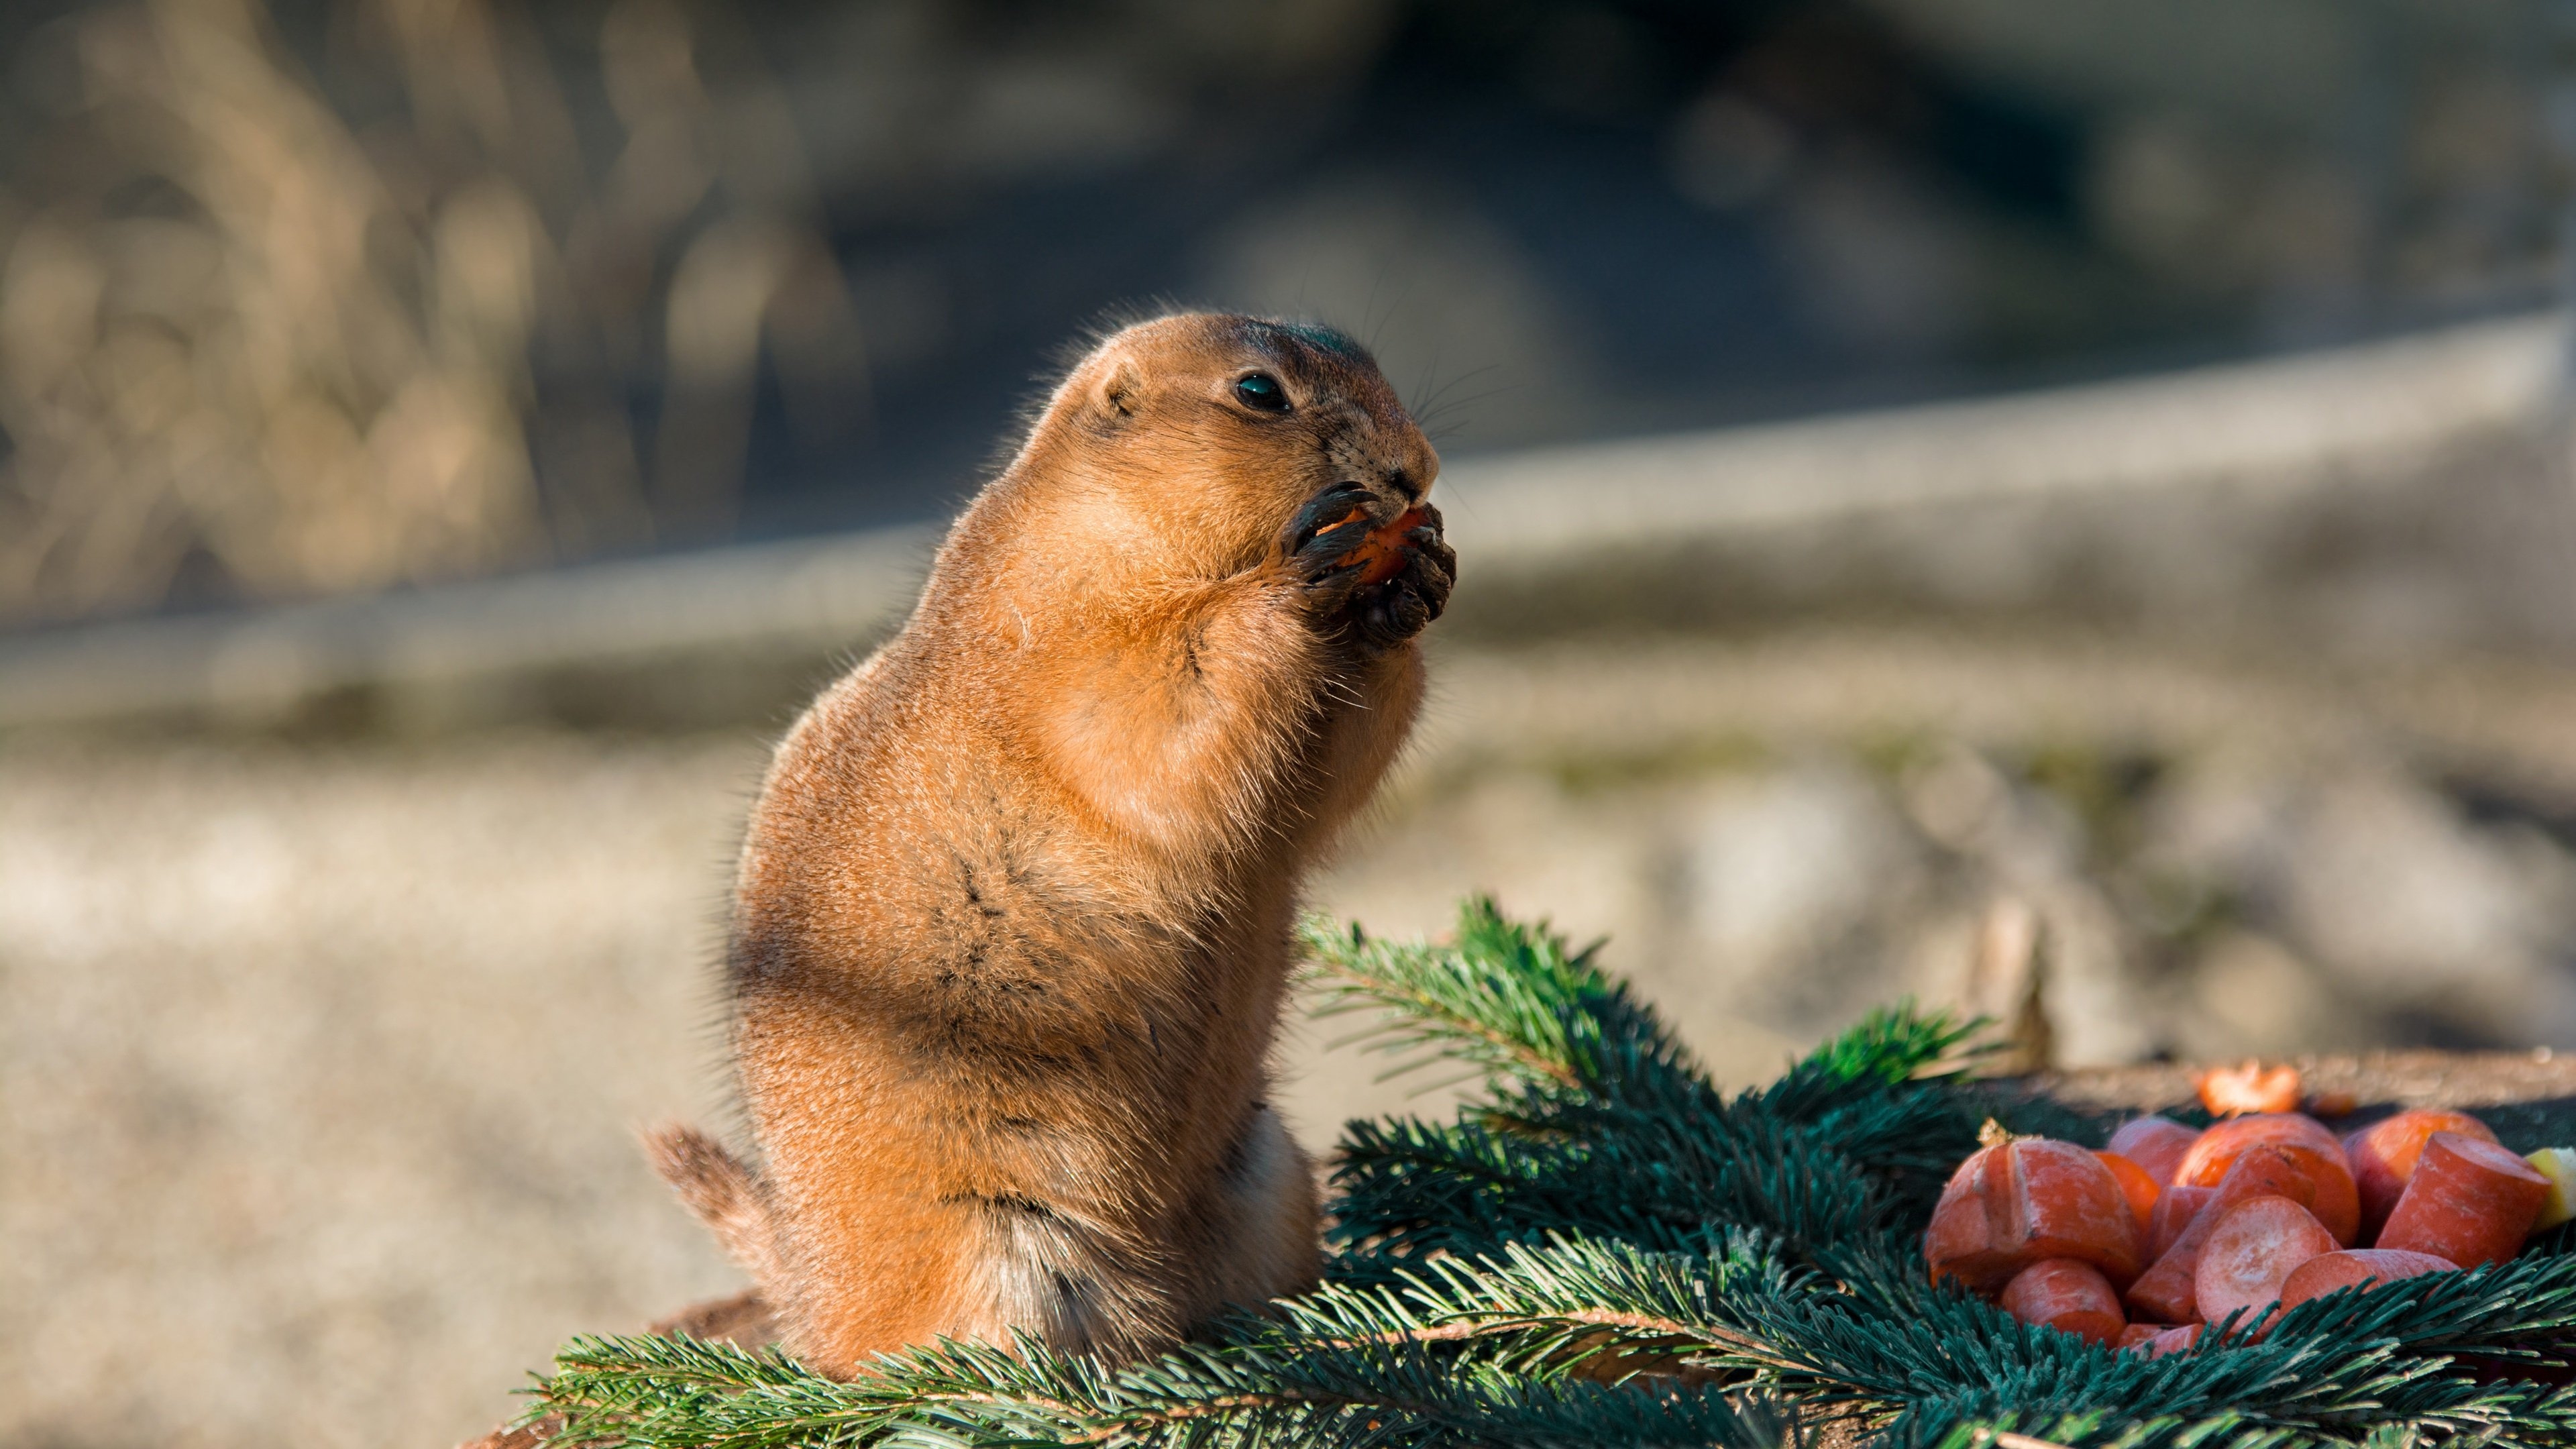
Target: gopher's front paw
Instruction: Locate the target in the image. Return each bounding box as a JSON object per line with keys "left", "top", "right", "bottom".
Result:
{"left": 1281, "top": 482, "right": 1379, "bottom": 600}
{"left": 1281, "top": 486, "right": 1454, "bottom": 648}
{"left": 1348, "top": 503, "right": 1452, "bottom": 651}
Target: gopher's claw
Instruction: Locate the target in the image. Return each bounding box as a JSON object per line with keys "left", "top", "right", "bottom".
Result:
{"left": 1350, "top": 504, "right": 1452, "bottom": 650}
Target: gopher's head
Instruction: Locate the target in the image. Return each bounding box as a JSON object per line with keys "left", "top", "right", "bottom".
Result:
{"left": 1020, "top": 313, "right": 1438, "bottom": 577}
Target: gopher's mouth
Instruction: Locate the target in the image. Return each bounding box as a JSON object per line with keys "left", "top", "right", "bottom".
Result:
{"left": 1287, "top": 480, "right": 1382, "bottom": 553}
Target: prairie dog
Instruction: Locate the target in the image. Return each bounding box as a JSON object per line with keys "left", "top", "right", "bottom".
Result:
{"left": 651, "top": 313, "right": 1452, "bottom": 1374}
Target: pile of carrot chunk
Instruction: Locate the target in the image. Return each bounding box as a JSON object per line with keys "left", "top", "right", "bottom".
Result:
{"left": 1923, "top": 1063, "right": 2575, "bottom": 1354}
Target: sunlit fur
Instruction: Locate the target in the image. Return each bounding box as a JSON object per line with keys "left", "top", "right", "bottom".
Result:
{"left": 649, "top": 313, "right": 1448, "bottom": 1375}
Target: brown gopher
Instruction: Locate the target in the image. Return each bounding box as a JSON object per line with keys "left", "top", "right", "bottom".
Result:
{"left": 649, "top": 312, "right": 1452, "bottom": 1375}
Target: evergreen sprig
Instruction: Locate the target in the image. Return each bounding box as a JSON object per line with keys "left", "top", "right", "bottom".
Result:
{"left": 1297, "top": 898, "right": 1682, "bottom": 1094}
{"left": 1313, "top": 900, "right": 1988, "bottom": 1269}
{"left": 524, "top": 898, "right": 2576, "bottom": 1448}
{"left": 534, "top": 1293, "right": 1798, "bottom": 1449}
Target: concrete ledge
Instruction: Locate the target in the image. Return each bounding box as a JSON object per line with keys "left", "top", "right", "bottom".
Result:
{"left": 3, "top": 312, "right": 2561, "bottom": 733}
{"left": 1442, "top": 311, "right": 2561, "bottom": 564}
{"left": 0, "top": 525, "right": 939, "bottom": 731}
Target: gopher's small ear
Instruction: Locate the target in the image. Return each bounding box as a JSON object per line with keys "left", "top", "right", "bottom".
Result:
{"left": 1093, "top": 353, "right": 1144, "bottom": 420}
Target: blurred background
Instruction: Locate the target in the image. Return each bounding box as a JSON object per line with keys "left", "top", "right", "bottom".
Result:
{"left": 5, "top": 0, "right": 2576, "bottom": 1444}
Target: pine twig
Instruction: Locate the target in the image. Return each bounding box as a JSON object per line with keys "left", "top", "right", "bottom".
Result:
{"left": 525, "top": 900, "right": 2576, "bottom": 1448}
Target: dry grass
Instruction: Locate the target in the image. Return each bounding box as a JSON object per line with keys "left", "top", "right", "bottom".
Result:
{"left": 0, "top": 0, "right": 861, "bottom": 625}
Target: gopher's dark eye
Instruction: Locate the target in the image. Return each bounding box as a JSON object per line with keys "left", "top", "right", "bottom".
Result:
{"left": 1234, "top": 373, "right": 1290, "bottom": 413}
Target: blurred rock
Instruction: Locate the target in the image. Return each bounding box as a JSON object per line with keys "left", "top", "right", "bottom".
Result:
{"left": 2282, "top": 775, "right": 2551, "bottom": 1009}
{"left": 1678, "top": 759, "right": 1933, "bottom": 1034}
{"left": 2136, "top": 751, "right": 2576, "bottom": 1048}
{"left": 2175, "top": 929, "right": 2362, "bottom": 1061}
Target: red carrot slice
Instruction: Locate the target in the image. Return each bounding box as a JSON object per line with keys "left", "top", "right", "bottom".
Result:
{"left": 2108, "top": 1116, "right": 2201, "bottom": 1188}
{"left": 2344, "top": 1110, "right": 2501, "bottom": 1242}
{"left": 1335, "top": 506, "right": 1429, "bottom": 586}
{"left": 2125, "top": 1144, "right": 2315, "bottom": 1324}
{"left": 2270, "top": 1144, "right": 2359, "bottom": 1246}
{"left": 1924, "top": 1138, "right": 2144, "bottom": 1294}
{"left": 2097, "top": 1151, "right": 2160, "bottom": 1234}
{"left": 2118, "top": 1323, "right": 2166, "bottom": 1348}
{"left": 2200, "top": 1061, "right": 2302, "bottom": 1116}
{"left": 2174, "top": 1114, "right": 2359, "bottom": 1244}
{"left": 2194, "top": 1195, "right": 2338, "bottom": 1333}
{"left": 2129, "top": 1323, "right": 2201, "bottom": 1358}
{"left": 2277, "top": 1248, "right": 2457, "bottom": 1310}
{"left": 2000, "top": 1258, "right": 2127, "bottom": 1344}
{"left": 2176, "top": 1114, "right": 2347, "bottom": 1187}
{"left": 2148, "top": 1184, "right": 2214, "bottom": 1261}
{"left": 2377, "top": 1131, "right": 2548, "bottom": 1269}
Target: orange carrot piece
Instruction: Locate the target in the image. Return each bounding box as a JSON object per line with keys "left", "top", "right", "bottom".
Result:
{"left": 2000, "top": 1258, "right": 2127, "bottom": 1344}
{"left": 2377, "top": 1131, "right": 2548, "bottom": 1269}
{"left": 2176, "top": 1114, "right": 2346, "bottom": 1186}
{"left": 2176, "top": 1114, "right": 2359, "bottom": 1244}
{"left": 2277, "top": 1248, "right": 2457, "bottom": 1310}
{"left": 2148, "top": 1184, "right": 2214, "bottom": 1261}
{"left": 1319, "top": 505, "right": 1371, "bottom": 541}
{"left": 2125, "top": 1145, "right": 2314, "bottom": 1324}
{"left": 2344, "top": 1110, "right": 2500, "bottom": 1243}
{"left": 2117, "top": 1322, "right": 2166, "bottom": 1348}
{"left": 1924, "top": 1138, "right": 2144, "bottom": 1294}
{"left": 2097, "top": 1151, "right": 2160, "bottom": 1234}
{"left": 1335, "top": 505, "right": 1428, "bottom": 587}
{"left": 2107, "top": 1116, "right": 2200, "bottom": 1188}
{"left": 2194, "top": 1195, "right": 2338, "bottom": 1333}
{"left": 2129, "top": 1323, "right": 2202, "bottom": 1358}
{"left": 2271, "top": 1145, "right": 2359, "bottom": 1246}
{"left": 2200, "top": 1061, "right": 2302, "bottom": 1117}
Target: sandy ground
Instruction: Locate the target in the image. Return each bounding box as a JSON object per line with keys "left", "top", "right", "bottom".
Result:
{"left": 0, "top": 735, "right": 763, "bottom": 1449}
{"left": 0, "top": 724, "right": 1518, "bottom": 1449}
{"left": 15, "top": 629, "right": 2576, "bottom": 1449}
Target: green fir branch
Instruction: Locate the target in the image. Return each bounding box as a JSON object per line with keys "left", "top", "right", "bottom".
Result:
{"left": 528, "top": 1303, "right": 1801, "bottom": 1449}
{"left": 1297, "top": 897, "right": 1690, "bottom": 1096}
{"left": 525, "top": 899, "right": 2576, "bottom": 1448}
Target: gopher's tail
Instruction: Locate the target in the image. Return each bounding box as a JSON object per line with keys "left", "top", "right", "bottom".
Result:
{"left": 643, "top": 1124, "right": 782, "bottom": 1289}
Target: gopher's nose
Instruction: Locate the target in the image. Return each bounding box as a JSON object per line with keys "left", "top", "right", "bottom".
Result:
{"left": 1385, "top": 466, "right": 1426, "bottom": 503}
